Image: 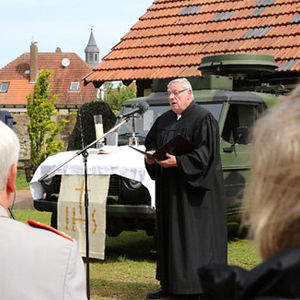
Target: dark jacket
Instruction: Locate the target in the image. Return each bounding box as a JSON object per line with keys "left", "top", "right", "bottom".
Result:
{"left": 198, "top": 246, "right": 300, "bottom": 299}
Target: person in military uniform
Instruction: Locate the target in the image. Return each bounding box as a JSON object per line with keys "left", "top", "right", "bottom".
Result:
{"left": 0, "top": 121, "right": 87, "bottom": 300}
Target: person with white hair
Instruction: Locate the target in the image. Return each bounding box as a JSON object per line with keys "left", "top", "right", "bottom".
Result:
{"left": 145, "top": 78, "right": 227, "bottom": 299}
{"left": 0, "top": 121, "right": 87, "bottom": 300}
{"left": 198, "top": 84, "right": 300, "bottom": 299}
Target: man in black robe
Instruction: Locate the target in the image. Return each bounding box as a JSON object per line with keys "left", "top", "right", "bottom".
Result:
{"left": 144, "top": 78, "right": 227, "bottom": 299}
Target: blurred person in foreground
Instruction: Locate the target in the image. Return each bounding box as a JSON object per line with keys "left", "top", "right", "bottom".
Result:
{"left": 145, "top": 78, "right": 227, "bottom": 299}
{"left": 0, "top": 121, "right": 87, "bottom": 300}
{"left": 198, "top": 84, "right": 300, "bottom": 299}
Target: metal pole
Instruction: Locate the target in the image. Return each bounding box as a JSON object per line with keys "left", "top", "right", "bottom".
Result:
{"left": 82, "top": 150, "right": 90, "bottom": 299}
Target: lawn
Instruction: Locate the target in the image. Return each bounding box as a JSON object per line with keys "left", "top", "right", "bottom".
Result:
{"left": 16, "top": 169, "right": 30, "bottom": 190}
{"left": 14, "top": 209, "right": 260, "bottom": 300}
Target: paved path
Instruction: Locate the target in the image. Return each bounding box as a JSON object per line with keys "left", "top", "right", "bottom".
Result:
{"left": 14, "top": 189, "right": 33, "bottom": 209}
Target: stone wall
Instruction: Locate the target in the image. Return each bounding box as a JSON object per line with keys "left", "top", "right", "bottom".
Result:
{"left": 12, "top": 114, "right": 30, "bottom": 159}
{"left": 12, "top": 112, "right": 77, "bottom": 160}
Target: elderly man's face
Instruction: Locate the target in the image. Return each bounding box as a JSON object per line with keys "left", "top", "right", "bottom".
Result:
{"left": 167, "top": 82, "right": 193, "bottom": 115}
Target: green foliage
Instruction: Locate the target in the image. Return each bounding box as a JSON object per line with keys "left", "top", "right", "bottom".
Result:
{"left": 67, "top": 100, "right": 116, "bottom": 151}
{"left": 26, "top": 70, "right": 67, "bottom": 169}
{"left": 103, "top": 82, "right": 136, "bottom": 113}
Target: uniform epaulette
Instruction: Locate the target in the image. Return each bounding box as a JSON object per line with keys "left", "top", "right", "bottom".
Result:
{"left": 27, "top": 219, "right": 73, "bottom": 242}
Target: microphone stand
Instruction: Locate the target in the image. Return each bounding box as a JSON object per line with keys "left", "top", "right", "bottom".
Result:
{"left": 38, "top": 116, "right": 130, "bottom": 300}
{"left": 130, "top": 115, "right": 139, "bottom": 146}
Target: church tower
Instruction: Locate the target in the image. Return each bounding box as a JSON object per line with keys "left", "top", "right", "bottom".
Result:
{"left": 85, "top": 27, "right": 99, "bottom": 68}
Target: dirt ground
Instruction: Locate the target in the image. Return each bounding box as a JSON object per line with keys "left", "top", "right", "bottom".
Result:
{"left": 13, "top": 189, "right": 33, "bottom": 209}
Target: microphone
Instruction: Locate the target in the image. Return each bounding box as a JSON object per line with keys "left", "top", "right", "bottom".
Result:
{"left": 118, "top": 101, "right": 149, "bottom": 119}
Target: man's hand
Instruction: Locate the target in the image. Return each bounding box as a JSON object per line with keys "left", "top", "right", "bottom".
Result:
{"left": 157, "top": 153, "right": 177, "bottom": 168}
{"left": 145, "top": 150, "right": 156, "bottom": 165}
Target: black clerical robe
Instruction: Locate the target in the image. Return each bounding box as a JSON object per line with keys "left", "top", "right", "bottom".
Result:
{"left": 145, "top": 102, "right": 227, "bottom": 295}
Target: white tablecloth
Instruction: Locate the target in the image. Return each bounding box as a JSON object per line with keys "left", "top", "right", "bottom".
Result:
{"left": 30, "top": 145, "right": 155, "bottom": 207}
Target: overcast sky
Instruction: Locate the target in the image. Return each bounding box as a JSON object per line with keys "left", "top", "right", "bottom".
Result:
{"left": 0, "top": 0, "right": 153, "bottom": 68}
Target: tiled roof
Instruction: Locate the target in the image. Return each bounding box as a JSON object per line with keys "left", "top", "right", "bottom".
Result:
{"left": 85, "top": 0, "right": 300, "bottom": 84}
{"left": 0, "top": 52, "right": 98, "bottom": 106}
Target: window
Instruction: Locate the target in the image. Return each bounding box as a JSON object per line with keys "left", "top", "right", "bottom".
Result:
{"left": 70, "top": 82, "right": 79, "bottom": 91}
{"left": 199, "top": 103, "right": 223, "bottom": 122}
{"left": 118, "top": 105, "right": 170, "bottom": 138}
{"left": 0, "top": 82, "right": 9, "bottom": 93}
{"left": 222, "top": 104, "right": 260, "bottom": 144}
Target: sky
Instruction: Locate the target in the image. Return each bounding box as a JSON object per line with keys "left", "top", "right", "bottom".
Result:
{"left": 0, "top": 0, "right": 154, "bottom": 69}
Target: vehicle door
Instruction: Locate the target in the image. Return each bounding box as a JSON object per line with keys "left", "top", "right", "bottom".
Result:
{"left": 219, "top": 101, "right": 265, "bottom": 218}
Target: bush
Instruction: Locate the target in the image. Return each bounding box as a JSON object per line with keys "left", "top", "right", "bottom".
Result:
{"left": 67, "top": 100, "right": 117, "bottom": 150}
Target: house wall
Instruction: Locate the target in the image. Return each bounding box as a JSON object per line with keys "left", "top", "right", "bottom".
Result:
{"left": 12, "top": 112, "right": 77, "bottom": 160}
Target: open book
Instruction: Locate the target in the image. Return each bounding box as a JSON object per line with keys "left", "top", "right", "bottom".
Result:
{"left": 129, "top": 134, "right": 196, "bottom": 161}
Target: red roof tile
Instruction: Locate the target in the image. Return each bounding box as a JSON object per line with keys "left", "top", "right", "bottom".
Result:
{"left": 85, "top": 0, "right": 300, "bottom": 84}
{"left": 0, "top": 80, "right": 33, "bottom": 105}
{"left": 0, "top": 52, "right": 98, "bottom": 106}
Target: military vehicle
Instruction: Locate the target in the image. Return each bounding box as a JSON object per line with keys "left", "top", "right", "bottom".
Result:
{"left": 34, "top": 54, "right": 285, "bottom": 236}
{"left": 0, "top": 109, "right": 15, "bottom": 128}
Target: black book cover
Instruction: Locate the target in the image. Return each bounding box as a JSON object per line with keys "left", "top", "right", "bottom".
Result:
{"left": 130, "top": 134, "right": 196, "bottom": 161}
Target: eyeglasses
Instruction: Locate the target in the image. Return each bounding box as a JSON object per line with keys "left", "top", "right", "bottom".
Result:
{"left": 167, "top": 88, "right": 188, "bottom": 97}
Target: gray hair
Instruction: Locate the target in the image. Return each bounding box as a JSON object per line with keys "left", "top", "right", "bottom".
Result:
{"left": 167, "top": 78, "right": 194, "bottom": 100}
{"left": 243, "top": 84, "right": 300, "bottom": 260}
{"left": 0, "top": 121, "right": 20, "bottom": 192}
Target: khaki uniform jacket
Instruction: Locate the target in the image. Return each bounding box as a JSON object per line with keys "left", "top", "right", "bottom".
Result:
{"left": 0, "top": 205, "right": 87, "bottom": 300}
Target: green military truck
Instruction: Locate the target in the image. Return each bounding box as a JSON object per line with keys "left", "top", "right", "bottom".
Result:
{"left": 34, "top": 54, "right": 284, "bottom": 236}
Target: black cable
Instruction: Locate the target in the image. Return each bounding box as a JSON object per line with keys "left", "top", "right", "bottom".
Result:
{"left": 8, "top": 190, "right": 16, "bottom": 219}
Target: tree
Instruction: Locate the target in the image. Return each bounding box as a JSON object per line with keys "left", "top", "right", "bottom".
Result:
{"left": 102, "top": 82, "right": 136, "bottom": 113}
{"left": 26, "top": 70, "right": 67, "bottom": 172}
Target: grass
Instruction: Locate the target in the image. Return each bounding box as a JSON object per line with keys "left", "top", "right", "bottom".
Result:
{"left": 228, "top": 238, "right": 260, "bottom": 269}
{"left": 15, "top": 171, "right": 260, "bottom": 299}
{"left": 14, "top": 209, "right": 51, "bottom": 225}
{"left": 16, "top": 169, "right": 30, "bottom": 190}
{"left": 14, "top": 208, "right": 260, "bottom": 300}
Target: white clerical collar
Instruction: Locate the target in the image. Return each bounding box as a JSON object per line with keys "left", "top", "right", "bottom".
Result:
{"left": 177, "top": 114, "right": 182, "bottom": 120}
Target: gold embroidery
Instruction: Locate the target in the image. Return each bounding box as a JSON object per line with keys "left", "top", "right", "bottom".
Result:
{"left": 75, "top": 180, "right": 91, "bottom": 215}
{"left": 72, "top": 207, "right": 85, "bottom": 231}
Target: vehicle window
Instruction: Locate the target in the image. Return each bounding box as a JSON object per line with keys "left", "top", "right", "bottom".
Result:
{"left": 222, "top": 104, "right": 260, "bottom": 144}
{"left": 118, "top": 103, "right": 223, "bottom": 138}
{"left": 198, "top": 103, "right": 223, "bottom": 122}
{"left": 118, "top": 105, "right": 170, "bottom": 137}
